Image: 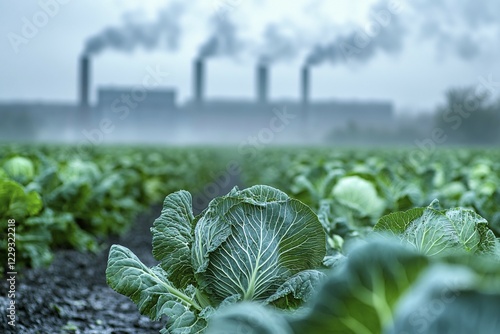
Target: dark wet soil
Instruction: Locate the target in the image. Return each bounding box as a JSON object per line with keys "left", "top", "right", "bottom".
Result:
{"left": 0, "top": 205, "right": 165, "bottom": 334}
{"left": 0, "top": 172, "right": 243, "bottom": 334}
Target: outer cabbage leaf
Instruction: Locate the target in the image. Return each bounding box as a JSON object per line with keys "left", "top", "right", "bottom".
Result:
{"left": 106, "top": 245, "right": 208, "bottom": 333}
{"left": 152, "top": 190, "right": 196, "bottom": 289}
{"left": 288, "top": 239, "right": 429, "bottom": 334}
{"left": 0, "top": 179, "right": 42, "bottom": 219}
{"left": 322, "top": 253, "right": 347, "bottom": 269}
{"left": 375, "top": 207, "right": 425, "bottom": 234}
{"left": 192, "top": 185, "right": 326, "bottom": 302}
{"left": 206, "top": 302, "right": 293, "bottom": 334}
{"left": 375, "top": 200, "right": 497, "bottom": 256}
{"left": 390, "top": 263, "right": 500, "bottom": 334}
{"left": 265, "top": 270, "right": 326, "bottom": 309}
{"left": 398, "top": 292, "right": 500, "bottom": 334}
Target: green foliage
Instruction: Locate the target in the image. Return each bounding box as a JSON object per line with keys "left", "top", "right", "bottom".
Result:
{"left": 375, "top": 200, "right": 497, "bottom": 256}
{"left": 332, "top": 175, "right": 385, "bottom": 219}
{"left": 0, "top": 145, "right": 231, "bottom": 273}
{"left": 2, "top": 156, "right": 35, "bottom": 185}
{"left": 106, "top": 186, "right": 327, "bottom": 333}
{"left": 2, "top": 144, "right": 500, "bottom": 333}
{"left": 191, "top": 186, "right": 326, "bottom": 303}
{"left": 241, "top": 148, "right": 500, "bottom": 238}
{"left": 207, "top": 302, "right": 293, "bottom": 334}
{"left": 288, "top": 239, "right": 429, "bottom": 334}
{"left": 209, "top": 239, "right": 500, "bottom": 334}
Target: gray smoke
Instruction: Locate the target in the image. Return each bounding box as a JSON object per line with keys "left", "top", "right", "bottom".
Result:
{"left": 81, "top": 0, "right": 500, "bottom": 64}
{"left": 413, "top": 0, "right": 500, "bottom": 61}
{"left": 305, "top": 1, "right": 406, "bottom": 66}
{"left": 413, "top": 0, "right": 500, "bottom": 29}
{"left": 258, "top": 23, "right": 301, "bottom": 65}
{"left": 84, "top": 2, "right": 185, "bottom": 55}
{"left": 198, "top": 16, "right": 241, "bottom": 59}
{"left": 304, "top": 0, "right": 500, "bottom": 67}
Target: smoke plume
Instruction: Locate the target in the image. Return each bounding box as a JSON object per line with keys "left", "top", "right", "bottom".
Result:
{"left": 257, "top": 23, "right": 302, "bottom": 65}
{"left": 305, "top": 1, "right": 406, "bottom": 66}
{"left": 84, "top": 2, "right": 185, "bottom": 55}
{"left": 413, "top": 0, "right": 500, "bottom": 61}
{"left": 197, "top": 16, "right": 241, "bottom": 59}
{"left": 81, "top": 0, "right": 500, "bottom": 66}
{"left": 304, "top": 0, "right": 500, "bottom": 67}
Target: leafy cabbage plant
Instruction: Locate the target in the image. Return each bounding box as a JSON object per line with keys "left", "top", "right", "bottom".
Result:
{"left": 207, "top": 239, "right": 430, "bottom": 334}
{"left": 2, "top": 156, "right": 35, "bottom": 185}
{"left": 106, "top": 185, "right": 326, "bottom": 333}
{"left": 207, "top": 239, "right": 500, "bottom": 334}
{"left": 0, "top": 178, "right": 52, "bottom": 268}
{"left": 374, "top": 199, "right": 497, "bottom": 257}
{"left": 332, "top": 175, "right": 385, "bottom": 219}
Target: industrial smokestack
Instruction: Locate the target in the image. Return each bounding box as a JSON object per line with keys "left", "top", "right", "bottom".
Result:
{"left": 79, "top": 55, "right": 90, "bottom": 109}
{"left": 193, "top": 59, "right": 204, "bottom": 105}
{"left": 256, "top": 64, "right": 269, "bottom": 104}
{"left": 301, "top": 66, "right": 310, "bottom": 109}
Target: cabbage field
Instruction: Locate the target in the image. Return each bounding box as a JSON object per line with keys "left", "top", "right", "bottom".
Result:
{"left": 1, "top": 144, "right": 500, "bottom": 333}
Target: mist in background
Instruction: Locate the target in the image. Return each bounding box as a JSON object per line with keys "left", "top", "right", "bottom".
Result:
{"left": 0, "top": 0, "right": 499, "bottom": 145}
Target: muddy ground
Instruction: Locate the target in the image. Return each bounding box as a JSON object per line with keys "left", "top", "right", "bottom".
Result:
{"left": 1, "top": 205, "right": 166, "bottom": 334}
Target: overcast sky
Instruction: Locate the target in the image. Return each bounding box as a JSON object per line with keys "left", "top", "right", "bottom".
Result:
{"left": 1, "top": 0, "right": 499, "bottom": 113}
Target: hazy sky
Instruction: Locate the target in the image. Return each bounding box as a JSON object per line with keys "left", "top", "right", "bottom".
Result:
{"left": 1, "top": 0, "right": 499, "bottom": 113}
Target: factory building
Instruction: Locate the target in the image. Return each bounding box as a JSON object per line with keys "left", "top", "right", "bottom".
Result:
{"left": 0, "top": 55, "right": 394, "bottom": 144}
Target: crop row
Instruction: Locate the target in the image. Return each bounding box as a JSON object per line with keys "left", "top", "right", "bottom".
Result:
{"left": 2, "top": 144, "right": 500, "bottom": 333}
{"left": 0, "top": 144, "right": 230, "bottom": 271}
{"left": 2, "top": 145, "right": 500, "bottom": 274}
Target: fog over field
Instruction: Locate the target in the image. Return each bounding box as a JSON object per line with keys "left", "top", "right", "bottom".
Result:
{"left": 1, "top": 3, "right": 500, "bottom": 334}
{"left": 1, "top": 0, "right": 499, "bottom": 144}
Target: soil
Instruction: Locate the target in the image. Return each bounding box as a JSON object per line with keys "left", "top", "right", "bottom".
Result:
{"left": 1, "top": 205, "right": 165, "bottom": 334}
{"left": 0, "top": 173, "right": 243, "bottom": 334}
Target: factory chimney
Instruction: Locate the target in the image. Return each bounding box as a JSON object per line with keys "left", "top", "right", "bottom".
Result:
{"left": 301, "top": 66, "right": 310, "bottom": 110}
{"left": 79, "top": 55, "right": 90, "bottom": 108}
{"left": 193, "top": 59, "right": 205, "bottom": 106}
{"left": 256, "top": 64, "right": 269, "bottom": 104}
{"left": 78, "top": 55, "right": 91, "bottom": 127}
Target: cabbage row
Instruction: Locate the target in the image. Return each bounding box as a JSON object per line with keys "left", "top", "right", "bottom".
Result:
{"left": 242, "top": 148, "right": 500, "bottom": 239}
{"left": 2, "top": 145, "right": 500, "bottom": 333}
{"left": 103, "top": 147, "right": 500, "bottom": 334}
{"left": 0, "top": 144, "right": 229, "bottom": 272}
{"left": 107, "top": 185, "right": 500, "bottom": 334}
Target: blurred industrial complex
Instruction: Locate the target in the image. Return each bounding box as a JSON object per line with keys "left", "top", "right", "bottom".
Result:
{"left": 0, "top": 55, "right": 394, "bottom": 144}
{"left": 2, "top": 1, "right": 500, "bottom": 146}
